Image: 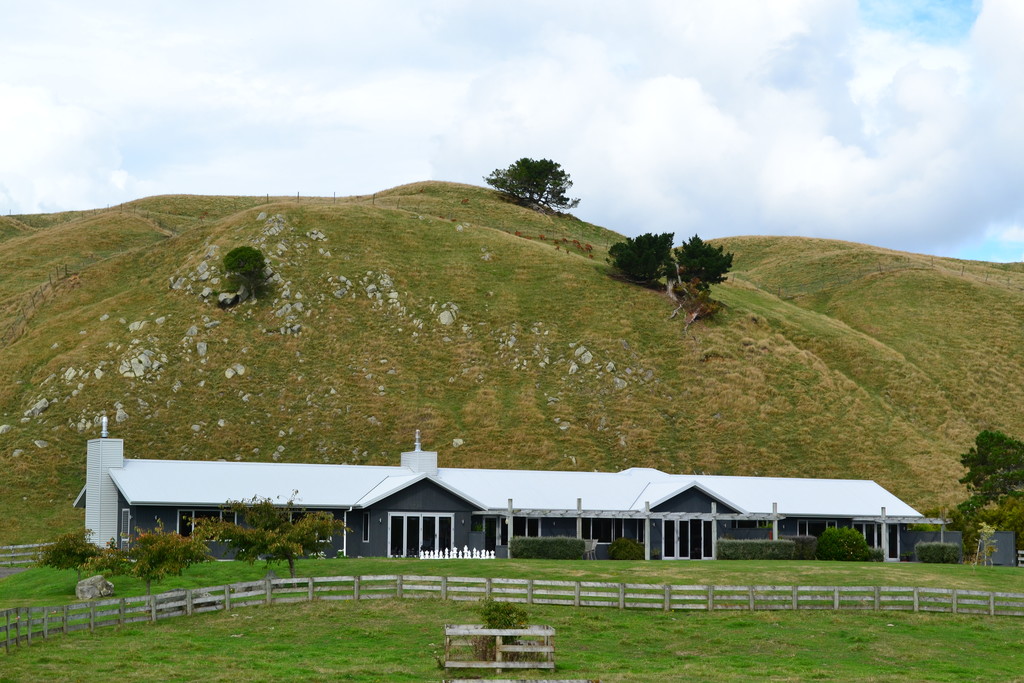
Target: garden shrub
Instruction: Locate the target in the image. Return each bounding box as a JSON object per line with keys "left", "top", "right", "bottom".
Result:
{"left": 782, "top": 535, "right": 818, "bottom": 560}
{"left": 867, "top": 547, "right": 885, "bottom": 562}
{"left": 717, "top": 539, "right": 795, "bottom": 560}
{"left": 509, "top": 536, "right": 585, "bottom": 560}
{"left": 608, "top": 537, "right": 645, "bottom": 560}
{"left": 479, "top": 598, "right": 528, "bottom": 629}
{"left": 815, "top": 527, "right": 871, "bottom": 561}
{"left": 915, "top": 542, "right": 960, "bottom": 564}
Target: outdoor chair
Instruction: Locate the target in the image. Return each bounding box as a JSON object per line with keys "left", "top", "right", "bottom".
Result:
{"left": 583, "top": 538, "right": 598, "bottom": 560}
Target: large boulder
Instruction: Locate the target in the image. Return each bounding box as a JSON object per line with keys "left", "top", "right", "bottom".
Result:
{"left": 76, "top": 574, "right": 114, "bottom": 601}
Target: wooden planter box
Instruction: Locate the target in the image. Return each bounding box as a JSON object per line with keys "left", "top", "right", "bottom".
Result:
{"left": 444, "top": 624, "right": 555, "bottom": 671}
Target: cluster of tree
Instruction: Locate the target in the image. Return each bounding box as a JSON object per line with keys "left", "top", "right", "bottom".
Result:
{"left": 608, "top": 232, "right": 734, "bottom": 329}
{"left": 946, "top": 430, "right": 1024, "bottom": 556}
{"left": 484, "top": 158, "right": 580, "bottom": 212}
{"left": 38, "top": 495, "right": 346, "bottom": 593}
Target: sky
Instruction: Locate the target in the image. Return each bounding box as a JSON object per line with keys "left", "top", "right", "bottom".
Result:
{"left": 2, "top": 0, "right": 1022, "bottom": 261}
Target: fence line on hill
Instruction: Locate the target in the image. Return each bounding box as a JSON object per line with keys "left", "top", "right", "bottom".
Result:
{"left": 0, "top": 544, "right": 51, "bottom": 567}
{"left": 5, "top": 573, "right": 1024, "bottom": 654}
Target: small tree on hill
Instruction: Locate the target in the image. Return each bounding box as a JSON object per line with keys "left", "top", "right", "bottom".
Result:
{"left": 484, "top": 158, "right": 580, "bottom": 212}
{"left": 37, "top": 530, "right": 100, "bottom": 580}
{"left": 223, "top": 246, "right": 267, "bottom": 297}
{"left": 672, "top": 234, "right": 733, "bottom": 292}
{"left": 607, "top": 232, "right": 675, "bottom": 284}
{"left": 196, "top": 494, "right": 348, "bottom": 578}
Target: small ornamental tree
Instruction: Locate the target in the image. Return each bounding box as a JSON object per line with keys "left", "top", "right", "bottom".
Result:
{"left": 484, "top": 158, "right": 580, "bottom": 212}
{"left": 37, "top": 530, "right": 100, "bottom": 579}
{"left": 222, "top": 246, "right": 267, "bottom": 296}
{"left": 607, "top": 232, "right": 675, "bottom": 284}
{"left": 85, "top": 524, "right": 211, "bottom": 594}
{"left": 672, "top": 234, "right": 733, "bottom": 292}
{"left": 196, "top": 495, "right": 348, "bottom": 578}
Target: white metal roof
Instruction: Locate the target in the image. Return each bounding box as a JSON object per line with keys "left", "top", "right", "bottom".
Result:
{"left": 104, "top": 457, "right": 921, "bottom": 519}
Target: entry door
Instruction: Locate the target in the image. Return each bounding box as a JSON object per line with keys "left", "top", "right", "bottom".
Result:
{"left": 388, "top": 513, "right": 454, "bottom": 557}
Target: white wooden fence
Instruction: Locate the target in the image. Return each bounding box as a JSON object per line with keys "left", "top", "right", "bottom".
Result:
{"left": 5, "top": 574, "right": 1024, "bottom": 654}
{"left": 0, "top": 544, "right": 51, "bottom": 567}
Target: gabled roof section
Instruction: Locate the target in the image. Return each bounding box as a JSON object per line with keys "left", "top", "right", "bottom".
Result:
{"left": 353, "top": 472, "right": 488, "bottom": 511}
{"left": 641, "top": 479, "right": 748, "bottom": 514}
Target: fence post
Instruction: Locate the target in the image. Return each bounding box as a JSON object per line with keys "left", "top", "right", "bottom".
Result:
{"left": 119, "top": 598, "right": 125, "bottom": 626}
{"left": 25, "top": 608, "right": 31, "bottom": 645}
{"left": 526, "top": 579, "right": 532, "bottom": 605}
{"left": 708, "top": 585, "right": 715, "bottom": 611}
{"left": 89, "top": 603, "right": 95, "bottom": 632}
{"left": 396, "top": 575, "right": 404, "bottom": 600}
{"left": 833, "top": 587, "right": 840, "bottom": 610}
{"left": 4, "top": 609, "right": 10, "bottom": 652}
{"left": 441, "top": 576, "right": 448, "bottom": 601}
{"left": 265, "top": 579, "right": 272, "bottom": 605}
{"left": 663, "top": 585, "right": 670, "bottom": 611}
{"left": 150, "top": 594, "right": 157, "bottom": 622}
{"left": 186, "top": 589, "right": 194, "bottom": 616}
{"left": 952, "top": 589, "right": 958, "bottom": 614}
{"left": 307, "top": 577, "right": 314, "bottom": 602}
{"left": 42, "top": 608, "right": 48, "bottom": 639}
{"left": 990, "top": 593, "right": 995, "bottom": 616}
{"left": 750, "top": 586, "right": 756, "bottom": 611}
{"left": 619, "top": 583, "right": 625, "bottom": 610}
{"left": 224, "top": 585, "right": 231, "bottom": 611}
{"left": 486, "top": 578, "right": 492, "bottom": 599}
{"left": 792, "top": 586, "right": 798, "bottom": 610}
{"left": 63, "top": 605, "right": 69, "bottom": 634}
{"left": 913, "top": 587, "right": 919, "bottom": 613}
{"left": 354, "top": 576, "right": 361, "bottom": 601}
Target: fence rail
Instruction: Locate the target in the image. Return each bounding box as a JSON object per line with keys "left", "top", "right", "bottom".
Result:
{"left": 5, "top": 574, "right": 1024, "bottom": 654}
{"left": 0, "top": 544, "right": 51, "bottom": 567}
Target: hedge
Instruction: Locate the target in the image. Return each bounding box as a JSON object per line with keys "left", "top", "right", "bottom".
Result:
{"left": 781, "top": 535, "right": 818, "bottom": 560}
{"left": 717, "top": 539, "right": 796, "bottom": 560}
{"left": 509, "top": 536, "right": 586, "bottom": 559}
{"left": 816, "top": 527, "right": 871, "bottom": 561}
{"left": 915, "top": 542, "right": 960, "bottom": 564}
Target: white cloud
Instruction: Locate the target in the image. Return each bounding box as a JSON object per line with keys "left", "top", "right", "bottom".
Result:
{"left": 1, "top": 1, "right": 1022, "bottom": 261}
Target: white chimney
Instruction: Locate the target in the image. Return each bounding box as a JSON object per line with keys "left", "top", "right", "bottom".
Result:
{"left": 84, "top": 435, "right": 124, "bottom": 547}
{"left": 400, "top": 429, "right": 438, "bottom": 475}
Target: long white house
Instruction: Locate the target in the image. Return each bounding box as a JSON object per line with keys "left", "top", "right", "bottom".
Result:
{"left": 77, "top": 432, "right": 950, "bottom": 561}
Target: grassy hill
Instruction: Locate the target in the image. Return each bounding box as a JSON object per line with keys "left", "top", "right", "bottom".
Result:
{"left": 2, "top": 181, "right": 1022, "bottom": 542}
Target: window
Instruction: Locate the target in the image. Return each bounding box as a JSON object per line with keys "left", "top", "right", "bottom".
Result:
{"left": 512, "top": 517, "right": 540, "bottom": 537}
{"left": 797, "top": 520, "right": 837, "bottom": 537}
{"left": 120, "top": 509, "right": 131, "bottom": 549}
{"left": 362, "top": 512, "right": 370, "bottom": 543}
{"left": 177, "top": 509, "right": 230, "bottom": 536}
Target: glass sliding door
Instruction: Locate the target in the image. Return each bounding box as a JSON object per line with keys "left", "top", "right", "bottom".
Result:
{"left": 387, "top": 513, "right": 455, "bottom": 557}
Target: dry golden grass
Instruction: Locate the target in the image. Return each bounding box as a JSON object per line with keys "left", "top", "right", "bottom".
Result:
{"left": 2, "top": 185, "right": 1023, "bottom": 542}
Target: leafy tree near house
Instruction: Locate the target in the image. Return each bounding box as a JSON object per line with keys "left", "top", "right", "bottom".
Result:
{"left": 196, "top": 495, "right": 348, "bottom": 578}
{"left": 222, "top": 246, "right": 267, "bottom": 297}
{"left": 37, "top": 530, "right": 100, "bottom": 580}
{"left": 607, "top": 232, "right": 675, "bottom": 284}
{"left": 959, "top": 430, "right": 1024, "bottom": 510}
{"left": 484, "top": 158, "right": 580, "bottom": 212}
{"left": 85, "top": 524, "right": 211, "bottom": 594}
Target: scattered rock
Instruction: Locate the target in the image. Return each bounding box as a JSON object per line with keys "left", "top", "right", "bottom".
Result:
{"left": 196, "top": 342, "right": 208, "bottom": 357}
{"left": 0, "top": 425, "right": 10, "bottom": 435}
{"left": 25, "top": 398, "right": 50, "bottom": 418}
{"left": 33, "top": 440, "right": 49, "bottom": 448}
{"left": 452, "top": 438, "right": 464, "bottom": 448}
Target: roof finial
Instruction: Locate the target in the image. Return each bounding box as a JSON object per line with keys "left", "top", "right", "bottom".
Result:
{"left": 414, "top": 429, "right": 421, "bottom": 452}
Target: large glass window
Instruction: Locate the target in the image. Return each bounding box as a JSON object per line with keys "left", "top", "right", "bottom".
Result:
{"left": 177, "top": 509, "right": 226, "bottom": 537}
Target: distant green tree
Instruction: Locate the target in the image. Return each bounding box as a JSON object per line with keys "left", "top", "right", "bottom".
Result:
{"left": 484, "top": 158, "right": 580, "bottom": 212}
{"left": 672, "top": 234, "right": 734, "bottom": 292}
{"left": 37, "top": 530, "right": 100, "bottom": 580}
{"left": 196, "top": 495, "right": 348, "bottom": 578}
{"left": 607, "top": 232, "right": 675, "bottom": 284}
{"left": 959, "top": 430, "right": 1024, "bottom": 510}
{"left": 222, "top": 246, "right": 267, "bottom": 296}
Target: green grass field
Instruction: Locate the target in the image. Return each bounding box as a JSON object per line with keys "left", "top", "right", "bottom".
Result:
{"left": 3, "top": 559, "right": 1024, "bottom": 681}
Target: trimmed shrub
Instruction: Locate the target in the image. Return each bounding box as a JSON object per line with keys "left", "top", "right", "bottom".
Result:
{"left": 915, "top": 542, "right": 960, "bottom": 564}
{"left": 815, "top": 527, "right": 871, "bottom": 561}
{"left": 717, "top": 539, "right": 796, "bottom": 560}
{"left": 509, "top": 536, "right": 585, "bottom": 560}
{"left": 867, "top": 547, "right": 885, "bottom": 562}
{"left": 608, "top": 537, "right": 645, "bottom": 560}
{"left": 782, "top": 535, "right": 818, "bottom": 560}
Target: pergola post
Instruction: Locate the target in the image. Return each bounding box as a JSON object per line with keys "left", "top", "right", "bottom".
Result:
{"left": 644, "top": 501, "right": 651, "bottom": 561}
{"left": 576, "top": 498, "right": 582, "bottom": 540}
{"left": 711, "top": 503, "right": 719, "bottom": 560}
{"left": 880, "top": 506, "right": 889, "bottom": 561}
{"left": 772, "top": 502, "right": 779, "bottom": 541}
{"left": 507, "top": 498, "right": 514, "bottom": 559}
